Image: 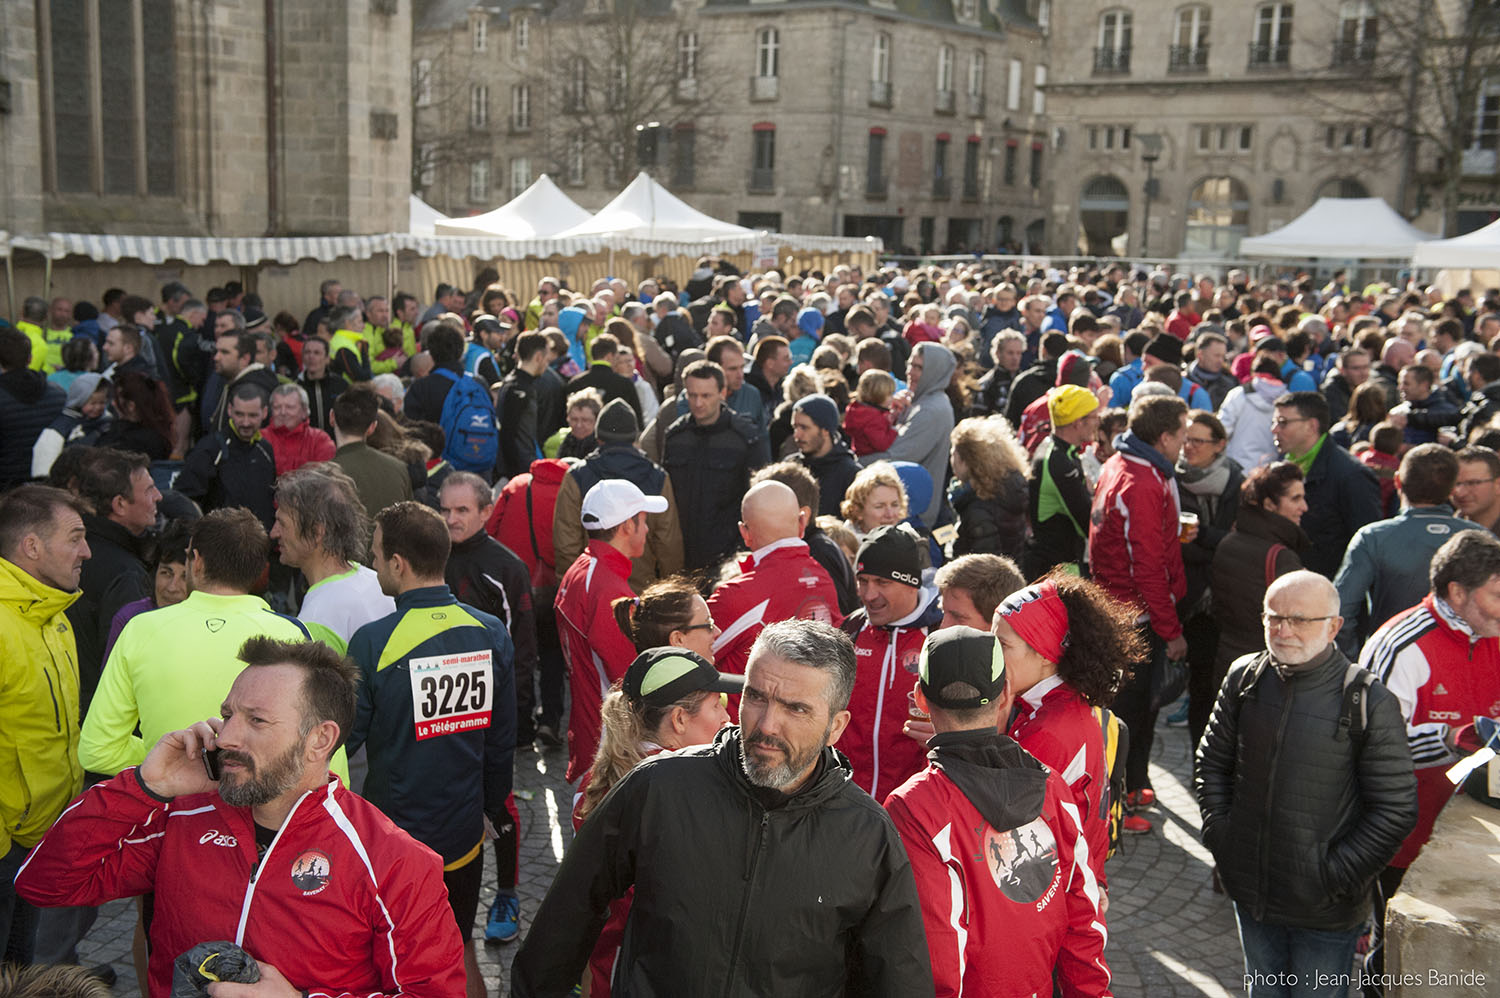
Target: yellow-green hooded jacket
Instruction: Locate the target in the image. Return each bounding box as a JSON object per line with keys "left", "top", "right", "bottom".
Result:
{"left": 0, "top": 557, "right": 83, "bottom": 855}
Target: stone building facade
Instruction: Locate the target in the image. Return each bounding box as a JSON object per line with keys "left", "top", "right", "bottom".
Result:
{"left": 1043, "top": 0, "right": 1415, "bottom": 259}
{"left": 414, "top": 0, "right": 1053, "bottom": 254}
{"left": 0, "top": 0, "right": 411, "bottom": 238}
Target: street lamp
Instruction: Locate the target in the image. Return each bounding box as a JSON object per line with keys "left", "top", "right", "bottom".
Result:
{"left": 1138, "top": 132, "right": 1162, "bottom": 257}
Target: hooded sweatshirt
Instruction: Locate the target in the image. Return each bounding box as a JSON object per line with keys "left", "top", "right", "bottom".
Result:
{"left": 885, "top": 729, "right": 1110, "bottom": 998}
{"left": 32, "top": 373, "right": 107, "bottom": 479}
{"left": 1219, "top": 375, "right": 1286, "bottom": 471}
{"left": 862, "top": 344, "right": 958, "bottom": 526}
{"left": 840, "top": 585, "right": 944, "bottom": 800}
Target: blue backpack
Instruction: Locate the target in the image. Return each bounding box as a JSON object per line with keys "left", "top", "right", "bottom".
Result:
{"left": 437, "top": 368, "right": 499, "bottom": 473}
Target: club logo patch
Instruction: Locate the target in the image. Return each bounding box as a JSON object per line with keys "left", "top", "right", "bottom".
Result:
{"left": 291, "top": 850, "right": 331, "bottom": 896}
{"left": 983, "top": 816, "right": 1059, "bottom": 905}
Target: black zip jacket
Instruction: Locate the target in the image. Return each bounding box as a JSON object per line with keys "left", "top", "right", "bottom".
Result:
{"left": 0, "top": 368, "right": 65, "bottom": 488}
{"left": 445, "top": 530, "right": 538, "bottom": 730}
{"left": 297, "top": 372, "right": 348, "bottom": 436}
{"left": 1195, "top": 647, "right": 1417, "bottom": 930}
{"left": 511, "top": 727, "right": 933, "bottom": 998}
{"left": 67, "top": 515, "right": 150, "bottom": 714}
{"left": 662, "top": 405, "right": 762, "bottom": 571}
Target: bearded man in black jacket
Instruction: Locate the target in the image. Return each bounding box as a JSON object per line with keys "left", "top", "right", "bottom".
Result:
{"left": 512, "top": 620, "right": 932, "bottom": 998}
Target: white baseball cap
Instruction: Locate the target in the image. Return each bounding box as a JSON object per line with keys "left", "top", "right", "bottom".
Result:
{"left": 580, "top": 479, "right": 669, "bottom": 531}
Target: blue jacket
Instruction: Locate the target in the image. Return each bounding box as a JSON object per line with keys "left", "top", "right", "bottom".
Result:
{"left": 1280, "top": 360, "right": 1318, "bottom": 393}
{"left": 346, "top": 585, "right": 516, "bottom": 866}
{"left": 1108, "top": 358, "right": 1143, "bottom": 407}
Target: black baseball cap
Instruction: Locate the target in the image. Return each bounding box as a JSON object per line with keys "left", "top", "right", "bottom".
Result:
{"left": 623, "top": 648, "right": 744, "bottom": 708}
{"left": 918, "top": 626, "right": 1006, "bottom": 710}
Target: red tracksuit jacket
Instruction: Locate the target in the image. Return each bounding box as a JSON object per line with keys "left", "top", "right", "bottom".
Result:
{"left": 1088, "top": 449, "right": 1186, "bottom": 642}
{"left": 16, "top": 770, "right": 464, "bottom": 998}
{"left": 555, "top": 540, "right": 637, "bottom": 782}
{"left": 885, "top": 731, "right": 1111, "bottom": 998}
{"left": 1360, "top": 594, "right": 1500, "bottom": 868}
{"left": 262, "top": 419, "right": 336, "bottom": 477}
{"left": 1009, "top": 675, "right": 1112, "bottom": 888}
{"left": 840, "top": 589, "right": 943, "bottom": 801}
{"left": 707, "top": 539, "right": 844, "bottom": 676}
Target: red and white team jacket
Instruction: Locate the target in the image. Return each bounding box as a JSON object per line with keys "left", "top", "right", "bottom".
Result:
{"left": 884, "top": 731, "right": 1111, "bottom": 998}
{"left": 840, "top": 587, "right": 944, "bottom": 801}
{"left": 1359, "top": 594, "right": 1500, "bottom": 868}
{"left": 1008, "top": 674, "right": 1111, "bottom": 887}
{"left": 708, "top": 538, "right": 844, "bottom": 676}
{"left": 556, "top": 540, "right": 637, "bottom": 782}
{"left": 16, "top": 770, "right": 464, "bottom": 998}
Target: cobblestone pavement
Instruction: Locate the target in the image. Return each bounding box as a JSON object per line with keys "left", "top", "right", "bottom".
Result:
{"left": 77, "top": 715, "right": 1249, "bottom": 997}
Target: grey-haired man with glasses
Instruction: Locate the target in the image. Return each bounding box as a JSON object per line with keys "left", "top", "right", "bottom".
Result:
{"left": 1196, "top": 570, "right": 1416, "bottom": 998}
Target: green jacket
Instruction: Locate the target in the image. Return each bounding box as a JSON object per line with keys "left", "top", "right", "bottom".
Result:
{"left": 0, "top": 557, "right": 83, "bottom": 854}
{"left": 78, "top": 590, "right": 313, "bottom": 776}
{"left": 15, "top": 321, "right": 47, "bottom": 373}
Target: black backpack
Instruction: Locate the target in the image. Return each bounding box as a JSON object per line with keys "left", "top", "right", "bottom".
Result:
{"left": 1237, "top": 654, "right": 1376, "bottom": 747}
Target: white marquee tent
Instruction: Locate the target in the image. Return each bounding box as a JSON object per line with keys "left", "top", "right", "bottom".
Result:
{"left": 552, "top": 172, "right": 756, "bottom": 249}
{"left": 408, "top": 195, "right": 450, "bottom": 237}
{"left": 1412, "top": 215, "right": 1500, "bottom": 269}
{"left": 432, "top": 175, "right": 592, "bottom": 240}
{"left": 1239, "top": 197, "right": 1436, "bottom": 260}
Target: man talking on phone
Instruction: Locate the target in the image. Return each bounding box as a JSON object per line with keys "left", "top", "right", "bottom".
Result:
{"left": 16, "top": 636, "right": 465, "bottom": 998}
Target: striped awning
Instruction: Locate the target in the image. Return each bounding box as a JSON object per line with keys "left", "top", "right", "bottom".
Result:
{"left": 19, "top": 229, "right": 882, "bottom": 266}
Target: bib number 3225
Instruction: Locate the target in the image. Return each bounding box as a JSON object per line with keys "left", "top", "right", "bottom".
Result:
{"left": 408, "top": 649, "right": 493, "bottom": 740}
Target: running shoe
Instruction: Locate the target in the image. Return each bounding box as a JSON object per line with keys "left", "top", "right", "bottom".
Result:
{"left": 485, "top": 894, "right": 520, "bottom": 944}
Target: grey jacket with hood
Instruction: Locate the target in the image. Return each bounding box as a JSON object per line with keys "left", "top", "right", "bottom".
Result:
{"left": 861, "top": 343, "right": 957, "bottom": 526}
{"left": 1219, "top": 375, "right": 1284, "bottom": 471}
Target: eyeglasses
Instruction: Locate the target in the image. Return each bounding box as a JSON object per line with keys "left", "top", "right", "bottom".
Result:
{"left": 718, "top": 691, "right": 730, "bottom": 708}
{"left": 1262, "top": 613, "right": 1335, "bottom": 629}
{"left": 1271, "top": 416, "right": 1312, "bottom": 428}
{"left": 679, "top": 622, "right": 716, "bottom": 633}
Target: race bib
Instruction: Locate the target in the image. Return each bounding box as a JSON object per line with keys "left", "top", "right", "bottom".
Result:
{"left": 408, "top": 650, "right": 493, "bottom": 741}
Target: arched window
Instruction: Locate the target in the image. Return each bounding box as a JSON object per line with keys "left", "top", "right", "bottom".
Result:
{"left": 757, "top": 28, "right": 779, "bottom": 78}
{"left": 1185, "top": 177, "right": 1251, "bottom": 256}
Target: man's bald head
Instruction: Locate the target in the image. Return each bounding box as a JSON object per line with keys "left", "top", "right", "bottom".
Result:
{"left": 1263, "top": 570, "right": 1342, "bottom": 667}
{"left": 1382, "top": 338, "right": 1415, "bottom": 369}
{"left": 739, "top": 481, "right": 803, "bottom": 551}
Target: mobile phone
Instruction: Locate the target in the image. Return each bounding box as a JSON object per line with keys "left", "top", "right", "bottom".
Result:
{"left": 203, "top": 748, "right": 223, "bottom": 782}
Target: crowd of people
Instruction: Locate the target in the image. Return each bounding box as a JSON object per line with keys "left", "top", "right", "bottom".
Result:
{"left": 2, "top": 257, "right": 1500, "bottom": 998}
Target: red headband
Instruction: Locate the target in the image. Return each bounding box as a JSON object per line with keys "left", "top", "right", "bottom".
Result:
{"left": 995, "top": 580, "right": 1069, "bottom": 664}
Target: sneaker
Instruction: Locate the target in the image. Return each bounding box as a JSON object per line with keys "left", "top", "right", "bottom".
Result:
{"left": 485, "top": 894, "right": 520, "bottom": 944}
{"left": 1122, "top": 813, "right": 1153, "bottom": 835}
{"left": 1165, "top": 700, "right": 1190, "bottom": 727}
{"left": 1126, "top": 788, "right": 1156, "bottom": 809}
{"left": 535, "top": 723, "right": 563, "bottom": 749}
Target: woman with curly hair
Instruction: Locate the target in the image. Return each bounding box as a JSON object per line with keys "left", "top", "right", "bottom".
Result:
{"left": 995, "top": 569, "right": 1147, "bottom": 870}
{"left": 948, "top": 417, "right": 1029, "bottom": 560}
{"left": 573, "top": 578, "right": 731, "bottom": 997}
{"left": 839, "top": 461, "right": 908, "bottom": 540}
